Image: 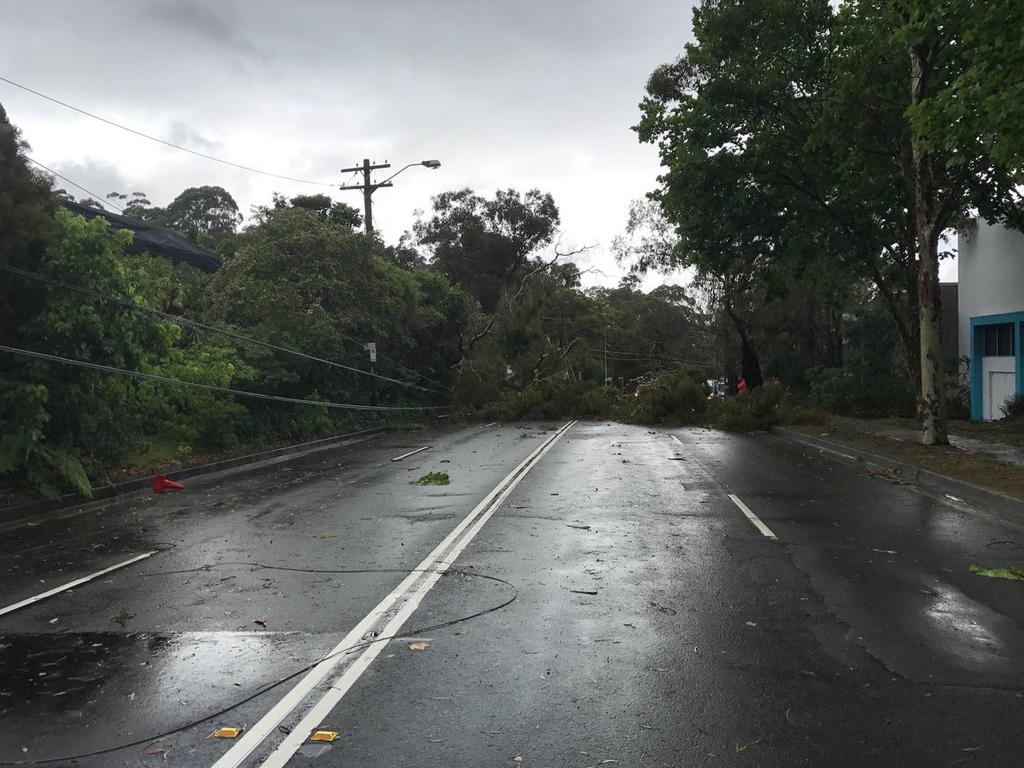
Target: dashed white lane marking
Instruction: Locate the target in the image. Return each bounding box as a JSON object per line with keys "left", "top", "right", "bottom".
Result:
{"left": 211, "top": 420, "right": 576, "bottom": 768}
{"left": 728, "top": 494, "right": 779, "bottom": 540}
{"left": 0, "top": 550, "right": 158, "bottom": 618}
{"left": 390, "top": 445, "right": 431, "bottom": 462}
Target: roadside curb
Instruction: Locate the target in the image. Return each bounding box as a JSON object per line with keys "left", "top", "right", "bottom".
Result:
{"left": 772, "top": 426, "right": 1024, "bottom": 518}
{"left": 0, "top": 428, "right": 386, "bottom": 529}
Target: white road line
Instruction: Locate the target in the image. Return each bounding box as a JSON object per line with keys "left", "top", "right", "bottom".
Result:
{"left": 390, "top": 445, "right": 431, "bottom": 462}
{"left": 211, "top": 421, "right": 576, "bottom": 768}
{"left": 784, "top": 433, "right": 856, "bottom": 461}
{"left": 727, "top": 494, "right": 778, "bottom": 540}
{"left": 670, "top": 434, "right": 683, "bottom": 446}
{"left": 0, "top": 551, "right": 157, "bottom": 618}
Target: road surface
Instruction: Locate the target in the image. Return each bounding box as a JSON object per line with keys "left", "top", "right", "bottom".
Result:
{"left": 1, "top": 422, "right": 1023, "bottom": 766}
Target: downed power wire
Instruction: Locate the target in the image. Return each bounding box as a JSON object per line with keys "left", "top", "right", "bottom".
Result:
{"left": 0, "top": 345, "right": 448, "bottom": 412}
{"left": 0, "top": 262, "right": 442, "bottom": 394}
{"left": 0, "top": 563, "right": 517, "bottom": 765}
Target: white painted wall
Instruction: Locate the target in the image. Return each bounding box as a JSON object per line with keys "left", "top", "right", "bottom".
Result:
{"left": 956, "top": 220, "right": 1024, "bottom": 364}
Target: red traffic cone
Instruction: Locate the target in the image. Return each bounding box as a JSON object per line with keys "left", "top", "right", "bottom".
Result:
{"left": 153, "top": 474, "right": 185, "bottom": 493}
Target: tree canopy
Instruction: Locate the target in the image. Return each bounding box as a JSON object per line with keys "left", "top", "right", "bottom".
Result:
{"left": 415, "top": 188, "right": 560, "bottom": 313}
{"left": 632, "top": 0, "right": 1024, "bottom": 443}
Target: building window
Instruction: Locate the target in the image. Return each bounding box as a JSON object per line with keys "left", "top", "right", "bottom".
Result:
{"left": 982, "top": 323, "right": 1015, "bottom": 357}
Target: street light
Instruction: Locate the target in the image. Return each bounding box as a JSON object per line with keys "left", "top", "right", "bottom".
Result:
{"left": 378, "top": 159, "right": 441, "bottom": 185}
{"left": 339, "top": 158, "right": 442, "bottom": 235}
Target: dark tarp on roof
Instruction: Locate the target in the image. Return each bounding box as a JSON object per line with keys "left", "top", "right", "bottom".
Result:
{"left": 62, "top": 200, "right": 222, "bottom": 273}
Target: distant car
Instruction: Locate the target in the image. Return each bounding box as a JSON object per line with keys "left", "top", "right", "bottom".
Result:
{"left": 706, "top": 378, "right": 729, "bottom": 399}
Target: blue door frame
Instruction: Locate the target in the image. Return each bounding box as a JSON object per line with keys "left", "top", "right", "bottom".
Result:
{"left": 970, "top": 312, "right": 1024, "bottom": 420}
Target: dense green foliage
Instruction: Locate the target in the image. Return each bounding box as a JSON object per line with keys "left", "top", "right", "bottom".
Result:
{"left": 5, "top": 0, "right": 1018, "bottom": 498}
{"left": 633, "top": 0, "right": 1024, "bottom": 444}
{"left": 0, "top": 106, "right": 720, "bottom": 499}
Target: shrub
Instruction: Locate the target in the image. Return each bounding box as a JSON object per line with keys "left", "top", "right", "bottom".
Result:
{"left": 484, "top": 380, "right": 587, "bottom": 421}
{"left": 626, "top": 369, "right": 709, "bottom": 425}
{"left": 946, "top": 357, "right": 971, "bottom": 421}
{"left": 1001, "top": 392, "right": 1024, "bottom": 421}
{"left": 775, "top": 400, "right": 831, "bottom": 427}
{"left": 807, "top": 365, "right": 914, "bottom": 418}
{"left": 708, "top": 382, "right": 785, "bottom": 431}
{"left": 0, "top": 434, "right": 91, "bottom": 499}
{"left": 577, "top": 385, "right": 624, "bottom": 418}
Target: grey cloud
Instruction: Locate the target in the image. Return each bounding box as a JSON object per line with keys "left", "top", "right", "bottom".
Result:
{"left": 50, "top": 158, "right": 130, "bottom": 203}
{"left": 143, "top": 0, "right": 256, "bottom": 53}
{"left": 2, "top": 0, "right": 698, "bottom": 285}
{"left": 166, "top": 121, "right": 222, "bottom": 152}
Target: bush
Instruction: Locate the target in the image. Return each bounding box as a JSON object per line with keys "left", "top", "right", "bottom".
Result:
{"left": 807, "top": 365, "right": 914, "bottom": 418}
{"left": 0, "top": 434, "right": 91, "bottom": 499}
{"left": 708, "top": 381, "right": 785, "bottom": 431}
{"left": 483, "top": 380, "right": 588, "bottom": 421}
{"left": 946, "top": 357, "right": 971, "bottom": 421}
{"left": 775, "top": 399, "right": 831, "bottom": 427}
{"left": 626, "top": 370, "right": 709, "bottom": 425}
{"left": 1001, "top": 392, "right": 1024, "bottom": 421}
{"left": 578, "top": 386, "right": 624, "bottom": 418}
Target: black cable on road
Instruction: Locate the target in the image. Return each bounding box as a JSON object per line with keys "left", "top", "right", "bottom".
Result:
{"left": 0, "top": 75, "right": 337, "bottom": 187}
{"left": 0, "top": 345, "right": 448, "bottom": 412}
{"left": 0, "top": 263, "right": 444, "bottom": 394}
{"left": 0, "top": 565, "right": 518, "bottom": 766}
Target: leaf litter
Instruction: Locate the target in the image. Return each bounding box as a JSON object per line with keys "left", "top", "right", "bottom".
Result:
{"left": 969, "top": 564, "right": 1024, "bottom": 581}
{"left": 414, "top": 472, "right": 450, "bottom": 486}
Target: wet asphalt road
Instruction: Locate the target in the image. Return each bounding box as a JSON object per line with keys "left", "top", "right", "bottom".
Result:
{"left": 1, "top": 421, "right": 1023, "bottom": 767}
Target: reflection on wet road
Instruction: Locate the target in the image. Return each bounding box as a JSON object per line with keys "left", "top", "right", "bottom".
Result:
{"left": 1, "top": 422, "right": 1022, "bottom": 767}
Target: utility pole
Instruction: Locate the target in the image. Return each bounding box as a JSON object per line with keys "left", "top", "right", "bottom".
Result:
{"left": 340, "top": 159, "right": 392, "bottom": 236}
{"left": 363, "top": 342, "right": 378, "bottom": 405}
{"left": 604, "top": 326, "right": 609, "bottom": 385}
{"left": 339, "top": 158, "right": 441, "bottom": 236}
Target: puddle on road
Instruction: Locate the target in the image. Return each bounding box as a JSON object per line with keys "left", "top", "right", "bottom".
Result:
{"left": 923, "top": 583, "right": 1008, "bottom": 665}
{"left": 0, "top": 630, "right": 318, "bottom": 754}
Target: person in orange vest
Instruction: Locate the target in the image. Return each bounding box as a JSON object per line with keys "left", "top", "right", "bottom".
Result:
{"left": 737, "top": 376, "right": 747, "bottom": 394}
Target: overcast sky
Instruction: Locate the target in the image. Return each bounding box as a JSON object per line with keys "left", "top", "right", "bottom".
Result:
{"left": 0, "top": 0, "right": 706, "bottom": 287}
{"left": 0, "top": 1, "right": 960, "bottom": 285}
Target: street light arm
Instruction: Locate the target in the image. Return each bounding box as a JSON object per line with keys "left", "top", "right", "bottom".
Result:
{"left": 375, "top": 160, "right": 441, "bottom": 188}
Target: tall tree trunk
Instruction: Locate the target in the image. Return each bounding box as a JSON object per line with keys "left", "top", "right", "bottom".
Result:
{"left": 723, "top": 303, "right": 764, "bottom": 388}
{"left": 910, "top": 43, "right": 949, "bottom": 445}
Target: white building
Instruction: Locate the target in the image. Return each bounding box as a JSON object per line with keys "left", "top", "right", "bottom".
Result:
{"left": 957, "top": 219, "right": 1024, "bottom": 420}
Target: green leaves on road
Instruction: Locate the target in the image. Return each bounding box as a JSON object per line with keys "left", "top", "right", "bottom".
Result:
{"left": 969, "top": 565, "right": 1024, "bottom": 582}
{"left": 414, "top": 471, "right": 450, "bottom": 486}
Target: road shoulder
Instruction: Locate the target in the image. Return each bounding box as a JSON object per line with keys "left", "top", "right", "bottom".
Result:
{"left": 774, "top": 424, "right": 1024, "bottom": 519}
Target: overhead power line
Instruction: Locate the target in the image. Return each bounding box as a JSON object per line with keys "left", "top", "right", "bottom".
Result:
{"left": 332, "top": 326, "right": 452, "bottom": 393}
{"left": 27, "top": 156, "right": 124, "bottom": 213}
{"left": 0, "top": 74, "right": 335, "bottom": 186}
{"left": 0, "top": 263, "right": 443, "bottom": 395}
{"left": 0, "top": 345, "right": 447, "bottom": 412}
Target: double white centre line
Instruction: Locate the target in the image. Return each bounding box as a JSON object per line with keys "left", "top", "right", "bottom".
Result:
{"left": 212, "top": 420, "right": 576, "bottom": 768}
